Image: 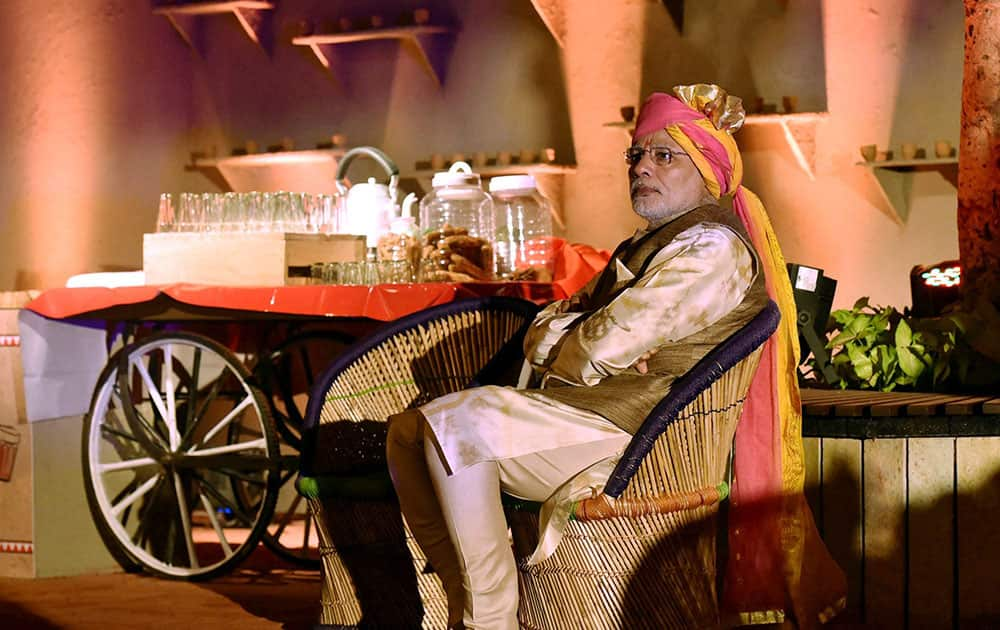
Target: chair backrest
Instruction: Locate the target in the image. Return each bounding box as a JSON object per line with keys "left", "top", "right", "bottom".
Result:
{"left": 603, "top": 300, "right": 781, "bottom": 498}
{"left": 300, "top": 296, "right": 540, "bottom": 476}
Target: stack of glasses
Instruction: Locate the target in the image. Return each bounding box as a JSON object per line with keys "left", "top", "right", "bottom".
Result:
{"left": 310, "top": 260, "right": 413, "bottom": 285}
{"left": 156, "top": 192, "right": 343, "bottom": 234}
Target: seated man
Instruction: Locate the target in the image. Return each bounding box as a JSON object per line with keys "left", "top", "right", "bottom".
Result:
{"left": 387, "top": 85, "right": 838, "bottom": 629}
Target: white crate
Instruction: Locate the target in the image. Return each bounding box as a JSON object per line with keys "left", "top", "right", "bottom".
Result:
{"left": 143, "top": 232, "right": 366, "bottom": 286}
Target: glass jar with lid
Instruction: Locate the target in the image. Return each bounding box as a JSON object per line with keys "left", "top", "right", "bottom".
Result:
{"left": 418, "top": 161, "right": 495, "bottom": 282}
{"left": 376, "top": 193, "right": 422, "bottom": 282}
{"left": 489, "top": 175, "right": 556, "bottom": 282}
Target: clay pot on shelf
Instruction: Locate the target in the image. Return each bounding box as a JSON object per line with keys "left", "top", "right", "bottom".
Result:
{"left": 934, "top": 139, "right": 955, "bottom": 158}
{"left": 859, "top": 144, "right": 877, "bottom": 162}
{"left": 518, "top": 149, "right": 538, "bottom": 164}
{"left": 900, "top": 143, "right": 919, "bottom": 160}
{"left": 782, "top": 95, "right": 799, "bottom": 114}
{"left": 620, "top": 106, "right": 635, "bottom": 123}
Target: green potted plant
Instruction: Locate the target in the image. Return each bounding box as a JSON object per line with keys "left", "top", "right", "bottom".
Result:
{"left": 803, "top": 297, "right": 999, "bottom": 392}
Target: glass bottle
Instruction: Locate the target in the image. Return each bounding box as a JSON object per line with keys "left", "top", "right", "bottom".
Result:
{"left": 489, "top": 175, "right": 555, "bottom": 281}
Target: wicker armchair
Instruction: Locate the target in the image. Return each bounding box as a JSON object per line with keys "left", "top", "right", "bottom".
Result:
{"left": 508, "top": 301, "right": 780, "bottom": 630}
{"left": 297, "top": 296, "right": 541, "bottom": 628}
{"left": 298, "top": 295, "right": 779, "bottom": 629}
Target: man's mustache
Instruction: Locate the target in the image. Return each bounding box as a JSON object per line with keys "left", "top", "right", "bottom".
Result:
{"left": 631, "top": 181, "right": 659, "bottom": 196}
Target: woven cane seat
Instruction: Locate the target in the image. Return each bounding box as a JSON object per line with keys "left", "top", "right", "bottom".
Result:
{"left": 298, "top": 296, "right": 541, "bottom": 628}
{"left": 508, "top": 301, "right": 779, "bottom": 630}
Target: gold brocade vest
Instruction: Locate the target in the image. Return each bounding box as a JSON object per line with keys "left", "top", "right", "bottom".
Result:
{"left": 539, "top": 204, "right": 769, "bottom": 435}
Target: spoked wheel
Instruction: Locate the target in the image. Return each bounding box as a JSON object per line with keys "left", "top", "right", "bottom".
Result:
{"left": 82, "top": 331, "right": 279, "bottom": 580}
{"left": 250, "top": 330, "right": 356, "bottom": 567}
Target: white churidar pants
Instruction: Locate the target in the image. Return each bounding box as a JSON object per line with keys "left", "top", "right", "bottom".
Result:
{"left": 387, "top": 408, "right": 629, "bottom": 629}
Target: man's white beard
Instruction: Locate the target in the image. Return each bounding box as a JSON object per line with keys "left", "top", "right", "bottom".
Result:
{"left": 631, "top": 197, "right": 692, "bottom": 228}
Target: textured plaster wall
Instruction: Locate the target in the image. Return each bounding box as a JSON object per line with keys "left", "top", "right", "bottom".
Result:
{"left": 0, "top": 0, "right": 570, "bottom": 289}
{"left": 0, "top": 0, "right": 965, "bottom": 309}
{"left": 559, "top": 0, "right": 962, "bottom": 310}
{"left": 745, "top": 0, "right": 963, "bottom": 310}
{"left": 0, "top": 1, "right": 199, "bottom": 289}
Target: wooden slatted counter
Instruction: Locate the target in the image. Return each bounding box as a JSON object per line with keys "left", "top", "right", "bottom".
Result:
{"left": 802, "top": 389, "right": 1000, "bottom": 437}
{"left": 800, "top": 388, "right": 1000, "bottom": 628}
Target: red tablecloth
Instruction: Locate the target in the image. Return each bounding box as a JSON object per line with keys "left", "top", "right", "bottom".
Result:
{"left": 24, "top": 240, "right": 610, "bottom": 322}
{"left": 23, "top": 282, "right": 561, "bottom": 322}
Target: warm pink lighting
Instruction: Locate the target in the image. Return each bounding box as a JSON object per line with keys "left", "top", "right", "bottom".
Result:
{"left": 15, "top": 6, "right": 104, "bottom": 288}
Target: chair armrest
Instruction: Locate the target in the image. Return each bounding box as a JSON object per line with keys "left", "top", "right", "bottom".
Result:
{"left": 603, "top": 301, "right": 781, "bottom": 497}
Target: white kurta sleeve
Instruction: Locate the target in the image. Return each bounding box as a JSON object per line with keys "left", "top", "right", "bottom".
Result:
{"left": 522, "top": 300, "right": 586, "bottom": 370}
{"left": 543, "top": 223, "right": 757, "bottom": 386}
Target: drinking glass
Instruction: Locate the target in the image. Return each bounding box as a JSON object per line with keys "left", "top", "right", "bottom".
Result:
{"left": 311, "top": 263, "right": 325, "bottom": 284}
{"left": 156, "top": 193, "right": 175, "bottom": 233}
{"left": 316, "top": 193, "right": 342, "bottom": 234}
{"left": 301, "top": 193, "right": 321, "bottom": 233}
{"left": 241, "top": 192, "right": 264, "bottom": 232}
{"left": 377, "top": 261, "right": 411, "bottom": 284}
{"left": 177, "top": 193, "right": 202, "bottom": 232}
{"left": 201, "top": 193, "right": 223, "bottom": 231}
{"left": 288, "top": 192, "right": 307, "bottom": 232}
{"left": 222, "top": 192, "right": 243, "bottom": 232}
{"left": 335, "top": 262, "right": 364, "bottom": 285}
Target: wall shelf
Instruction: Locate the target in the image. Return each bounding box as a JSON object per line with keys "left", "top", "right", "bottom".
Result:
{"left": 292, "top": 26, "right": 456, "bottom": 85}
{"left": 191, "top": 149, "right": 346, "bottom": 193}
{"left": 857, "top": 157, "right": 957, "bottom": 221}
{"left": 741, "top": 112, "right": 829, "bottom": 180}
{"left": 602, "top": 120, "right": 634, "bottom": 135}
{"left": 530, "top": 0, "right": 566, "bottom": 47}
{"left": 153, "top": 1, "right": 274, "bottom": 51}
{"left": 602, "top": 112, "right": 828, "bottom": 181}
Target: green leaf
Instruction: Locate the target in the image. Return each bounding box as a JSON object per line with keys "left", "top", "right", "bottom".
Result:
{"left": 853, "top": 297, "right": 871, "bottom": 310}
{"left": 828, "top": 329, "right": 859, "bottom": 347}
{"left": 871, "top": 312, "right": 891, "bottom": 334}
{"left": 849, "top": 314, "right": 872, "bottom": 335}
{"left": 895, "top": 318, "right": 913, "bottom": 348}
{"left": 878, "top": 345, "right": 896, "bottom": 375}
{"left": 898, "top": 346, "right": 925, "bottom": 379}
{"left": 848, "top": 344, "right": 873, "bottom": 380}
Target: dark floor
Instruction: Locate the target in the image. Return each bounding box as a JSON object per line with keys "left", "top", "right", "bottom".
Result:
{"left": 0, "top": 548, "right": 320, "bottom": 630}
{"left": 0, "top": 547, "right": 874, "bottom": 630}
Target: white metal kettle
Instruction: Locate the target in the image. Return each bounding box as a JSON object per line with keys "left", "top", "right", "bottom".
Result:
{"left": 335, "top": 147, "right": 400, "bottom": 250}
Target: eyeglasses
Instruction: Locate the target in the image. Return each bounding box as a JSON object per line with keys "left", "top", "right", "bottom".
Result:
{"left": 623, "top": 146, "right": 688, "bottom": 167}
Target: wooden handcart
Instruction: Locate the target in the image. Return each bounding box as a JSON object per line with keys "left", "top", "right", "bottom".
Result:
{"left": 23, "top": 281, "right": 560, "bottom": 580}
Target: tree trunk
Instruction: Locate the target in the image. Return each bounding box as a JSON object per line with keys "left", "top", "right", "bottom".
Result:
{"left": 959, "top": 1, "right": 1000, "bottom": 311}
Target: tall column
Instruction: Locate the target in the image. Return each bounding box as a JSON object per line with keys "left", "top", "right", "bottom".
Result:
{"left": 560, "top": 0, "right": 646, "bottom": 249}
{"left": 958, "top": 0, "right": 1000, "bottom": 311}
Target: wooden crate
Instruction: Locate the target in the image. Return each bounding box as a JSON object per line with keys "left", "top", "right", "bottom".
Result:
{"left": 143, "top": 232, "right": 367, "bottom": 286}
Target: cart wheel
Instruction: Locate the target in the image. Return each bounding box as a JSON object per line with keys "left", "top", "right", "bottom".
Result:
{"left": 254, "top": 330, "right": 357, "bottom": 448}
{"left": 82, "top": 350, "right": 148, "bottom": 574}
{"left": 249, "top": 330, "right": 355, "bottom": 567}
{"left": 84, "top": 331, "right": 279, "bottom": 580}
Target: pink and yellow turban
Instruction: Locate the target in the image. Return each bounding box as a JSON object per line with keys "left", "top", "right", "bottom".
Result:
{"left": 633, "top": 86, "right": 846, "bottom": 627}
